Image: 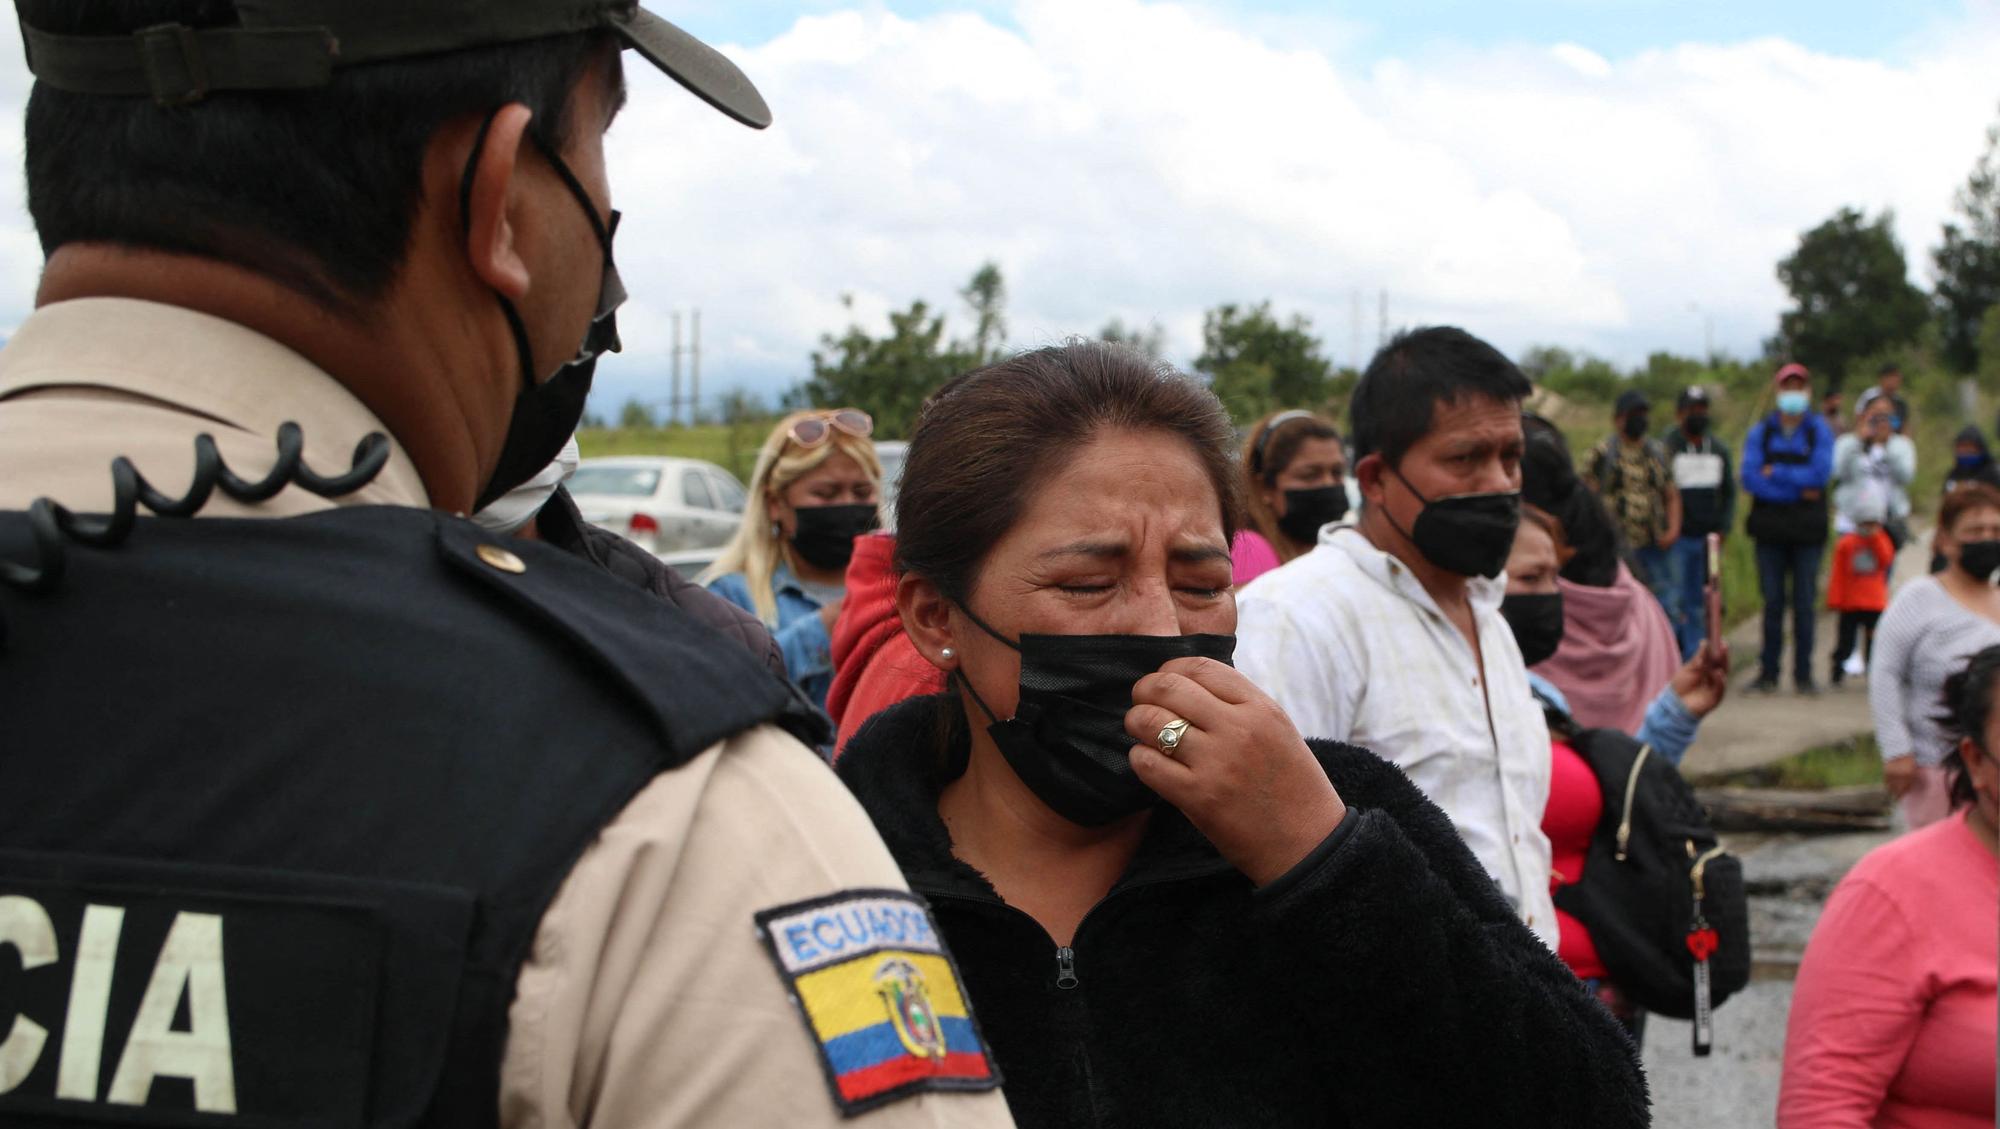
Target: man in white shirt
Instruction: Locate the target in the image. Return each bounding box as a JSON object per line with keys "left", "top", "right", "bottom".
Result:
{"left": 1237, "top": 327, "right": 1556, "bottom": 948}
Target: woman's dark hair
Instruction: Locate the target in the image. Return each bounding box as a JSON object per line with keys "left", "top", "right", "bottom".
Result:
{"left": 1520, "top": 414, "right": 1622, "bottom": 587}
{"left": 895, "top": 341, "right": 1242, "bottom": 605}
{"left": 21, "top": 0, "right": 607, "bottom": 311}
{"left": 1240, "top": 409, "right": 1341, "bottom": 560}
{"left": 1934, "top": 645, "right": 2000, "bottom": 810}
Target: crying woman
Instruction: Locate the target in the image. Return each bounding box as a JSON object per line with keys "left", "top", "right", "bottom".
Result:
{"left": 834, "top": 341, "right": 1649, "bottom": 1129}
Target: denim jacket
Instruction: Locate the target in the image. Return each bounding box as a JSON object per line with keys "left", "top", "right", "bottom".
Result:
{"left": 707, "top": 564, "right": 835, "bottom": 709}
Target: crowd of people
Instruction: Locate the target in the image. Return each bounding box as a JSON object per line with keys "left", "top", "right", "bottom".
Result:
{"left": 701, "top": 333, "right": 1996, "bottom": 1126}
{"left": 0, "top": 5, "right": 1992, "bottom": 1127}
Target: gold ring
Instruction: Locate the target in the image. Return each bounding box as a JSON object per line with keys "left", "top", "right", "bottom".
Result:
{"left": 1156, "top": 718, "right": 1191, "bottom": 752}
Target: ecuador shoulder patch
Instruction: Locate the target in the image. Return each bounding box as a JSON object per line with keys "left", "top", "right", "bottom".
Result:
{"left": 754, "top": 888, "right": 1001, "bottom": 1116}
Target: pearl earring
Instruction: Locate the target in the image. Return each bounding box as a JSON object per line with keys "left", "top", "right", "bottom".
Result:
{"left": 940, "top": 647, "right": 955, "bottom": 661}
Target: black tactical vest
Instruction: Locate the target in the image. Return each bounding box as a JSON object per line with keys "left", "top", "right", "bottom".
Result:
{"left": 0, "top": 506, "right": 822, "bottom": 1127}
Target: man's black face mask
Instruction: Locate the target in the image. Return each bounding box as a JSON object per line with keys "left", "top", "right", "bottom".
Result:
{"left": 462, "top": 110, "right": 627, "bottom": 511}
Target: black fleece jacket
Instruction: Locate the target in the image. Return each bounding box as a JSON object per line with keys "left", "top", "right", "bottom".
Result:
{"left": 838, "top": 695, "right": 1650, "bottom": 1129}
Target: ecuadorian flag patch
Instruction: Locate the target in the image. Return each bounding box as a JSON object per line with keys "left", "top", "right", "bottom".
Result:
{"left": 754, "top": 889, "right": 1000, "bottom": 1116}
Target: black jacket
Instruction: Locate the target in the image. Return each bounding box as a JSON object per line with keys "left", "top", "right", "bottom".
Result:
{"left": 1661, "top": 428, "right": 1735, "bottom": 538}
{"left": 536, "top": 485, "right": 787, "bottom": 678}
{"left": 839, "top": 696, "right": 1650, "bottom": 1129}
{"left": 1945, "top": 425, "right": 2000, "bottom": 494}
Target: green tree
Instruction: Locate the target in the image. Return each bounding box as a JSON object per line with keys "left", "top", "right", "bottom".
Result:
{"left": 617, "top": 397, "right": 657, "bottom": 429}
{"left": 1100, "top": 318, "right": 1167, "bottom": 361}
{"left": 1776, "top": 206, "right": 1928, "bottom": 391}
{"left": 798, "top": 265, "right": 1006, "bottom": 436}
{"left": 1935, "top": 115, "right": 2000, "bottom": 373}
{"left": 1193, "top": 302, "right": 1333, "bottom": 423}
{"left": 960, "top": 262, "right": 1008, "bottom": 365}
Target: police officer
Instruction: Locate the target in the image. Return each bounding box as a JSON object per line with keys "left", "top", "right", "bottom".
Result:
{"left": 0, "top": 3, "right": 1012, "bottom": 1126}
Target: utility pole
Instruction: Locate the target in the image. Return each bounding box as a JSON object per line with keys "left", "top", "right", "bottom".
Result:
{"left": 670, "top": 312, "right": 683, "bottom": 426}
{"left": 690, "top": 308, "right": 702, "bottom": 426}
{"left": 1350, "top": 289, "right": 1362, "bottom": 372}
{"left": 1377, "top": 290, "right": 1388, "bottom": 348}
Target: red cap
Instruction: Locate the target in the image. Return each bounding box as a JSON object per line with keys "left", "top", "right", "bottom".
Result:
{"left": 1773, "top": 363, "right": 1811, "bottom": 387}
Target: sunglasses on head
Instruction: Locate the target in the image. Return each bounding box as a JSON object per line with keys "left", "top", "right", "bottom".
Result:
{"left": 786, "top": 409, "right": 874, "bottom": 449}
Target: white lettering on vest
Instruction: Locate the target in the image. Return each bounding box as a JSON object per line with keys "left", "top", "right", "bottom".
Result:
{"left": 57, "top": 903, "right": 124, "bottom": 1100}
{"left": 0, "top": 895, "right": 57, "bottom": 1093}
{"left": 106, "top": 912, "right": 236, "bottom": 1114}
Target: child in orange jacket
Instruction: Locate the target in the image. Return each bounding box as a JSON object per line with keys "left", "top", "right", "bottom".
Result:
{"left": 1827, "top": 496, "right": 1895, "bottom": 686}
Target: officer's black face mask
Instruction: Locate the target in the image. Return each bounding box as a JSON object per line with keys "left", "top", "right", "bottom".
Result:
{"left": 956, "top": 608, "right": 1237, "bottom": 826}
{"left": 1277, "top": 485, "right": 1348, "bottom": 544}
{"left": 464, "top": 111, "right": 627, "bottom": 511}
{"left": 790, "top": 504, "right": 880, "bottom": 572}
{"left": 1383, "top": 464, "right": 1523, "bottom": 580}
{"left": 1500, "top": 591, "right": 1566, "bottom": 667}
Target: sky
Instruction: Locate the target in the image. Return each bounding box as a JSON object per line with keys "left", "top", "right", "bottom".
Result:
{"left": 0, "top": 2, "right": 1997, "bottom": 418}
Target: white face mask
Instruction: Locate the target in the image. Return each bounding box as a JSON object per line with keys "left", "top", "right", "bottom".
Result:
{"left": 471, "top": 436, "right": 580, "bottom": 534}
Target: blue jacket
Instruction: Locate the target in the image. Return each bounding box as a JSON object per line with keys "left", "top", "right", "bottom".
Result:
{"left": 1740, "top": 411, "right": 1835, "bottom": 505}
{"left": 707, "top": 565, "right": 835, "bottom": 709}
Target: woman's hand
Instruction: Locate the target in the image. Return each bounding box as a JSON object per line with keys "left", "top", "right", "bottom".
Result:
{"left": 1671, "top": 640, "right": 1730, "bottom": 719}
{"left": 1882, "top": 754, "right": 1918, "bottom": 799}
{"left": 1124, "top": 657, "right": 1347, "bottom": 886}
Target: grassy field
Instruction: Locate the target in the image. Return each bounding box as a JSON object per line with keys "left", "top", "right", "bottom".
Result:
{"left": 1719, "top": 734, "right": 1884, "bottom": 789}
{"left": 577, "top": 423, "right": 763, "bottom": 482}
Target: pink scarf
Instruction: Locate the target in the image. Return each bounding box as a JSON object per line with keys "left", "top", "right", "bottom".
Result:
{"left": 1532, "top": 563, "right": 1680, "bottom": 735}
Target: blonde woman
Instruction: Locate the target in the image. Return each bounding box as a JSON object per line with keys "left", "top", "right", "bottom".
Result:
{"left": 1231, "top": 409, "right": 1353, "bottom": 586}
{"left": 703, "top": 409, "right": 883, "bottom": 708}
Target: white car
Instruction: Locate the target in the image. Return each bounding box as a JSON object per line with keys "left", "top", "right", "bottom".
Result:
{"left": 568, "top": 456, "right": 747, "bottom": 555}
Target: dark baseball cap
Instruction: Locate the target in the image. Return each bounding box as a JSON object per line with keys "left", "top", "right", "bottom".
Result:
{"left": 16, "top": 0, "right": 771, "bottom": 127}
{"left": 1677, "top": 386, "right": 1710, "bottom": 410}
{"left": 1614, "top": 389, "right": 1650, "bottom": 416}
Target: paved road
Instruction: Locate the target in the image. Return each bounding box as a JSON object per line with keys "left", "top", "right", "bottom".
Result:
{"left": 1678, "top": 529, "right": 1933, "bottom": 780}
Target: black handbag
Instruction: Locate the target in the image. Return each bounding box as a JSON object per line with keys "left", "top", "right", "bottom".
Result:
{"left": 1552, "top": 728, "right": 1750, "bottom": 1055}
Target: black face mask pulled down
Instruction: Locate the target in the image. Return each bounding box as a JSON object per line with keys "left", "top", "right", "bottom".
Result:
{"left": 1384, "top": 466, "right": 1523, "bottom": 580}
{"left": 957, "top": 612, "right": 1237, "bottom": 826}
{"left": 463, "top": 111, "right": 628, "bottom": 511}
{"left": 1500, "top": 591, "right": 1566, "bottom": 667}
{"left": 790, "top": 504, "right": 880, "bottom": 572}
{"left": 1959, "top": 540, "right": 2000, "bottom": 585}
{"left": 1277, "top": 485, "right": 1349, "bottom": 545}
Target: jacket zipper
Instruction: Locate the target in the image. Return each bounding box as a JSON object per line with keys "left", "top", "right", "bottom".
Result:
{"left": 1055, "top": 946, "right": 1079, "bottom": 989}
{"left": 1614, "top": 744, "right": 1653, "bottom": 862}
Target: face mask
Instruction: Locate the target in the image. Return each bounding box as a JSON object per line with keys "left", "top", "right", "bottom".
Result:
{"left": 789, "top": 503, "right": 880, "bottom": 572}
{"left": 1683, "top": 414, "right": 1710, "bottom": 439}
{"left": 1500, "top": 592, "right": 1566, "bottom": 667}
{"left": 1959, "top": 540, "right": 2000, "bottom": 584}
{"left": 1959, "top": 453, "right": 1985, "bottom": 472}
{"left": 1383, "top": 465, "right": 1522, "bottom": 579}
{"left": 1622, "top": 413, "right": 1651, "bottom": 440}
{"left": 465, "top": 112, "right": 627, "bottom": 511}
{"left": 1277, "top": 485, "right": 1348, "bottom": 544}
{"left": 1776, "top": 391, "right": 1810, "bottom": 416}
{"left": 958, "top": 611, "right": 1237, "bottom": 826}
{"left": 471, "top": 436, "right": 579, "bottom": 535}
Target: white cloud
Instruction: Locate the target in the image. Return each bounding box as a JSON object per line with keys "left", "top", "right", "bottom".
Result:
{"left": 1, "top": 3, "right": 1998, "bottom": 411}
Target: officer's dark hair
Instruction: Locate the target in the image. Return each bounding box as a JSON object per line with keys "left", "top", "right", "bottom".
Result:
{"left": 1935, "top": 645, "right": 2000, "bottom": 811}
{"left": 21, "top": 0, "right": 613, "bottom": 311}
{"left": 1349, "top": 325, "right": 1533, "bottom": 468}
{"left": 895, "top": 340, "right": 1242, "bottom": 607}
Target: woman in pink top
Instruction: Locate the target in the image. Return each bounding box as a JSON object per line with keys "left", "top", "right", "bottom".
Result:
{"left": 1230, "top": 409, "right": 1352, "bottom": 586}
{"left": 1779, "top": 644, "right": 2000, "bottom": 1128}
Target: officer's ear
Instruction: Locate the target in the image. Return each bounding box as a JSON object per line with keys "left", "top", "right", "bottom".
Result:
{"left": 896, "top": 573, "right": 958, "bottom": 674}
{"left": 460, "top": 104, "right": 534, "bottom": 303}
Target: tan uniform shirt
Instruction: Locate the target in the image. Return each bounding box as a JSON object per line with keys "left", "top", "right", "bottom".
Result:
{"left": 0, "top": 298, "right": 1014, "bottom": 1129}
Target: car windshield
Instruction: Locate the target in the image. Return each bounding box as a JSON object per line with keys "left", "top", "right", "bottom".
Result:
{"left": 568, "top": 466, "right": 662, "bottom": 497}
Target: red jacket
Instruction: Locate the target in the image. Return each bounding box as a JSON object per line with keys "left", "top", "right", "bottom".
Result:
{"left": 827, "top": 532, "right": 947, "bottom": 758}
